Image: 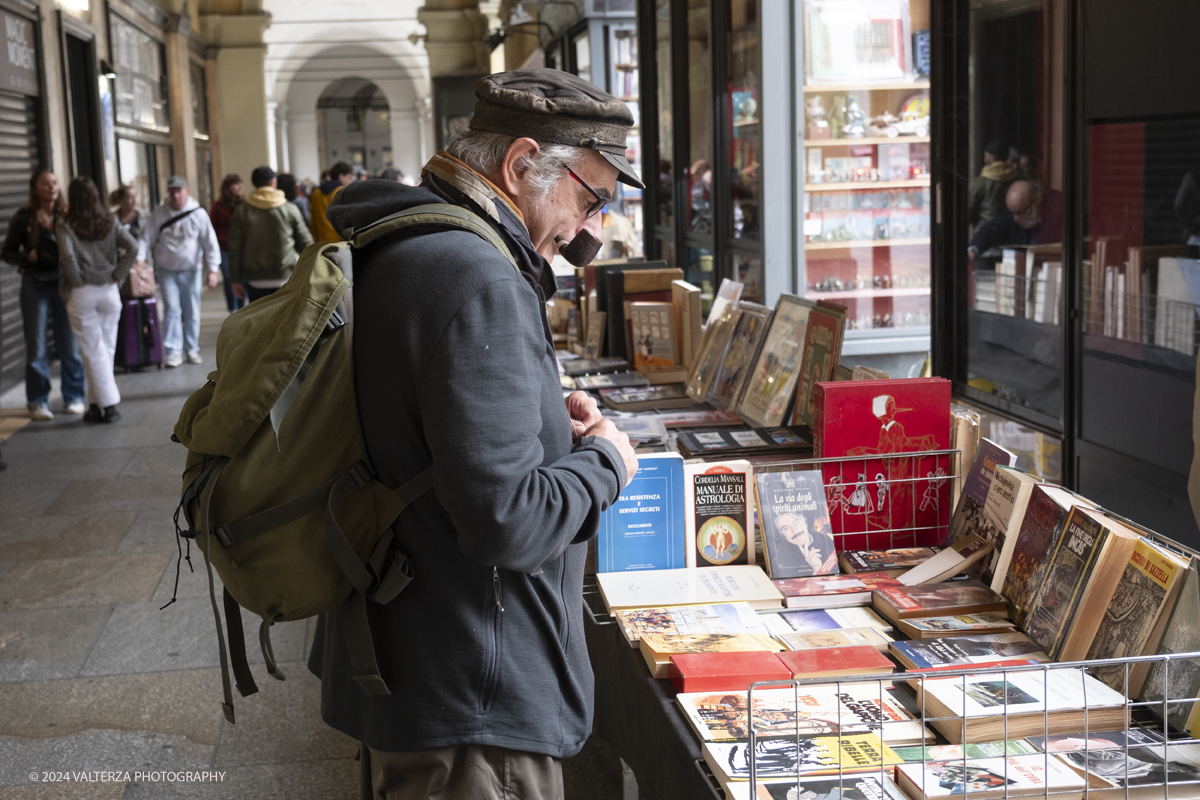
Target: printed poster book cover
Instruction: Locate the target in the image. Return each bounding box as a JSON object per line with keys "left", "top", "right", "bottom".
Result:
{"left": 812, "top": 377, "right": 952, "bottom": 551}
{"left": 756, "top": 470, "right": 837, "bottom": 579}
{"left": 888, "top": 632, "right": 1048, "bottom": 670}
{"left": 595, "top": 453, "right": 685, "bottom": 573}
{"left": 611, "top": 601, "right": 769, "bottom": 647}
{"left": 703, "top": 734, "right": 901, "bottom": 786}
{"left": 874, "top": 579, "right": 1006, "bottom": 620}
{"left": 1001, "top": 484, "right": 1092, "bottom": 629}
{"left": 675, "top": 685, "right": 931, "bottom": 744}
{"left": 724, "top": 773, "right": 907, "bottom": 800}
{"left": 684, "top": 461, "right": 755, "bottom": 568}
{"left": 1027, "top": 728, "right": 1200, "bottom": 790}
{"left": 736, "top": 294, "right": 818, "bottom": 428}
{"left": 895, "top": 754, "right": 1086, "bottom": 799}
{"left": 706, "top": 303, "right": 772, "bottom": 411}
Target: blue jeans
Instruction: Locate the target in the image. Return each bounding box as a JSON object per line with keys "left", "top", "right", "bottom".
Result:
{"left": 159, "top": 268, "right": 202, "bottom": 357}
{"left": 20, "top": 273, "right": 85, "bottom": 405}
{"left": 218, "top": 250, "right": 245, "bottom": 313}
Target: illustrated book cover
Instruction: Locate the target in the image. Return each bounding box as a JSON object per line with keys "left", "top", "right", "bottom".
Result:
{"left": 706, "top": 302, "right": 772, "bottom": 410}
{"left": 724, "top": 773, "right": 907, "bottom": 800}
{"left": 611, "top": 601, "right": 770, "bottom": 647}
{"left": 1141, "top": 556, "right": 1200, "bottom": 733}
{"left": 760, "top": 606, "right": 892, "bottom": 637}
{"left": 777, "top": 627, "right": 894, "bottom": 653}
{"left": 1027, "top": 728, "right": 1200, "bottom": 790}
{"left": 895, "top": 754, "right": 1086, "bottom": 799}
{"left": 873, "top": 579, "right": 1007, "bottom": 623}
{"left": 979, "top": 466, "right": 1041, "bottom": 590}
{"left": 683, "top": 461, "right": 755, "bottom": 568}
{"left": 703, "top": 735, "right": 901, "bottom": 789}
{"left": 943, "top": 439, "right": 1019, "bottom": 582}
{"left": 736, "top": 294, "right": 818, "bottom": 428}
{"left": 772, "top": 571, "right": 903, "bottom": 609}
{"left": 811, "top": 377, "right": 952, "bottom": 551}
{"left": 840, "top": 546, "right": 943, "bottom": 574}
{"left": 686, "top": 304, "right": 742, "bottom": 403}
{"left": 789, "top": 302, "right": 846, "bottom": 428}
{"left": 888, "top": 633, "right": 1048, "bottom": 671}
{"left": 755, "top": 469, "right": 837, "bottom": 579}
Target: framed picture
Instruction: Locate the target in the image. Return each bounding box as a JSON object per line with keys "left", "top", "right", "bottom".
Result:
{"left": 737, "top": 294, "right": 820, "bottom": 428}
{"left": 805, "top": 0, "right": 913, "bottom": 85}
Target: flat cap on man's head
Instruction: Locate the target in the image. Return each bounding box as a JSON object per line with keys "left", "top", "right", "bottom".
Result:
{"left": 166, "top": 175, "right": 188, "bottom": 190}
{"left": 470, "top": 69, "right": 644, "bottom": 189}
{"left": 251, "top": 165, "right": 276, "bottom": 187}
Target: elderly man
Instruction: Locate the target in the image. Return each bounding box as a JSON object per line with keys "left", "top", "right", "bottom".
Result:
{"left": 968, "top": 179, "right": 1064, "bottom": 258}
{"left": 308, "top": 70, "right": 640, "bottom": 799}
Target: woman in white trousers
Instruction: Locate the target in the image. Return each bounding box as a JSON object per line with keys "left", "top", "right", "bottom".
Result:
{"left": 57, "top": 177, "right": 137, "bottom": 423}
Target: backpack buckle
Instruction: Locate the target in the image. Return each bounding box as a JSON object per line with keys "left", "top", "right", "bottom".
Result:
{"left": 347, "top": 461, "right": 374, "bottom": 488}
{"left": 213, "top": 524, "right": 235, "bottom": 548}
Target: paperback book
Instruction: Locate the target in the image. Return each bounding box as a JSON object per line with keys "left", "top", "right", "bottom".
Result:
{"left": 777, "top": 644, "right": 894, "bottom": 679}
{"left": 683, "top": 461, "right": 755, "bottom": 568}
{"left": 676, "top": 685, "right": 931, "bottom": 744}
{"left": 599, "top": 384, "right": 694, "bottom": 411}
{"left": 890, "top": 740, "right": 1039, "bottom": 763}
{"left": 755, "top": 469, "right": 837, "bottom": 579}
{"left": 596, "top": 565, "right": 784, "bottom": 612}
{"left": 772, "top": 606, "right": 893, "bottom": 632}
{"left": 773, "top": 571, "right": 904, "bottom": 609}
{"left": 686, "top": 305, "right": 741, "bottom": 403}
{"left": 942, "top": 439, "right": 1019, "bottom": 582}
{"left": 676, "top": 426, "right": 813, "bottom": 459}
{"left": 706, "top": 302, "right": 772, "bottom": 410}
{"left": 889, "top": 633, "right": 1049, "bottom": 671}
{"left": 1026, "top": 728, "right": 1200, "bottom": 790}
{"left": 611, "top": 601, "right": 770, "bottom": 647}
{"left": 724, "top": 773, "right": 907, "bottom": 800}
{"left": 668, "top": 649, "right": 792, "bottom": 693}
{"left": 896, "top": 613, "right": 1015, "bottom": 640}
{"left": 574, "top": 371, "right": 650, "bottom": 390}
{"left": 840, "top": 546, "right": 943, "bottom": 575}
{"left": 873, "top": 580, "right": 1007, "bottom": 624}
{"left": 894, "top": 754, "right": 1086, "bottom": 799}
{"left": 1141, "top": 557, "right": 1200, "bottom": 733}
{"left": 897, "top": 533, "right": 993, "bottom": 586}
{"left": 595, "top": 453, "right": 685, "bottom": 573}
{"left": 702, "top": 735, "right": 901, "bottom": 789}
{"left": 639, "top": 632, "right": 782, "bottom": 679}
{"left": 777, "top": 627, "right": 894, "bottom": 653}
{"left": 980, "top": 466, "right": 1041, "bottom": 590}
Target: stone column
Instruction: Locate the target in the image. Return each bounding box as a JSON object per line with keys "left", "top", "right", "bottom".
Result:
{"left": 276, "top": 104, "right": 290, "bottom": 173}
{"left": 199, "top": 13, "right": 272, "bottom": 184}
{"left": 165, "top": 13, "right": 198, "bottom": 188}
{"left": 477, "top": 1, "right": 505, "bottom": 74}
{"left": 417, "top": 0, "right": 490, "bottom": 76}
{"left": 265, "top": 101, "right": 277, "bottom": 170}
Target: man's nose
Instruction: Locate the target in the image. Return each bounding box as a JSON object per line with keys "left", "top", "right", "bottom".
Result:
{"left": 574, "top": 212, "right": 603, "bottom": 240}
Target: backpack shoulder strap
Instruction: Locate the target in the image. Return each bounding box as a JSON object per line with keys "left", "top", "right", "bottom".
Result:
{"left": 348, "top": 204, "right": 519, "bottom": 272}
{"left": 159, "top": 206, "right": 200, "bottom": 233}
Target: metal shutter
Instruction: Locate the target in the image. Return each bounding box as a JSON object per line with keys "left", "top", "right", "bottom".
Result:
{"left": 0, "top": 90, "right": 39, "bottom": 395}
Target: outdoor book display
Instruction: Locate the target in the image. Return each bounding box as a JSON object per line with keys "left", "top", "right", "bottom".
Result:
{"left": 562, "top": 264, "right": 1200, "bottom": 799}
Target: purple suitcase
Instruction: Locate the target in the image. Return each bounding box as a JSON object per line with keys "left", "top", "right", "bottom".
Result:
{"left": 114, "top": 297, "right": 163, "bottom": 371}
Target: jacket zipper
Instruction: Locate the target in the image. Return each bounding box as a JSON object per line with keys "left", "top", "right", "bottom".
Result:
{"left": 558, "top": 559, "right": 571, "bottom": 652}
{"left": 482, "top": 566, "right": 503, "bottom": 712}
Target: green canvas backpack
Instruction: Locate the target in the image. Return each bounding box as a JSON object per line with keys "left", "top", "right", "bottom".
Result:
{"left": 171, "top": 204, "right": 517, "bottom": 723}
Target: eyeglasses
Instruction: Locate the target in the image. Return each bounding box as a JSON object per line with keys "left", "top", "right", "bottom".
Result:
{"left": 561, "top": 162, "right": 608, "bottom": 219}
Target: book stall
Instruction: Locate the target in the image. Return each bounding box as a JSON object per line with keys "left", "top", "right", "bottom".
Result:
{"left": 555, "top": 262, "right": 1200, "bottom": 799}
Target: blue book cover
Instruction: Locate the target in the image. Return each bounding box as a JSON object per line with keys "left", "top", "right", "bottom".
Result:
{"left": 597, "top": 453, "right": 685, "bottom": 572}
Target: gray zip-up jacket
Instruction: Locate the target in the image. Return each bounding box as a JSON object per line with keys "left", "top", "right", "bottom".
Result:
{"left": 307, "top": 173, "right": 626, "bottom": 757}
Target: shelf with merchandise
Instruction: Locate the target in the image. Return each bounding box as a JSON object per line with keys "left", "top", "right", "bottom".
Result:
{"left": 804, "top": 135, "right": 930, "bottom": 148}
{"left": 805, "top": 178, "right": 930, "bottom": 192}
{"left": 805, "top": 238, "right": 930, "bottom": 251}
{"left": 807, "top": 287, "right": 930, "bottom": 300}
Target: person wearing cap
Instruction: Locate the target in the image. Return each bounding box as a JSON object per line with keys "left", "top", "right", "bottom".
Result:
{"left": 227, "top": 165, "right": 313, "bottom": 304}
{"left": 307, "top": 69, "right": 641, "bottom": 799}
{"left": 145, "top": 176, "right": 220, "bottom": 367}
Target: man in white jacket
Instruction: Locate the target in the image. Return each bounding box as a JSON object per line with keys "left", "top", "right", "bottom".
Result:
{"left": 146, "top": 176, "right": 220, "bottom": 367}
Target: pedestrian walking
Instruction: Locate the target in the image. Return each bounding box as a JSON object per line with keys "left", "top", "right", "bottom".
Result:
{"left": 145, "top": 176, "right": 220, "bottom": 367}
{"left": 308, "top": 161, "right": 354, "bottom": 244}
{"left": 228, "top": 165, "right": 313, "bottom": 303}
{"left": 276, "top": 172, "right": 309, "bottom": 226}
{"left": 0, "top": 170, "right": 86, "bottom": 421}
{"left": 209, "top": 174, "right": 245, "bottom": 313}
{"left": 110, "top": 185, "right": 154, "bottom": 297}
{"left": 57, "top": 177, "right": 137, "bottom": 424}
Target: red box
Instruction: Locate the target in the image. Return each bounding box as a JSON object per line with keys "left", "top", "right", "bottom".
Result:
{"left": 777, "top": 645, "right": 894, "bottom": 678}
{"left": 813, "top": 377, "right": 951, "bottom": 551}
{"left": 668, "top": 651, "right": 793, "bottom": 693}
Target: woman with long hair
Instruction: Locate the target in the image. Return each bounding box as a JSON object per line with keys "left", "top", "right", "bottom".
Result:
{"left": 209, "top": 174, "right": 244, "bottom": 312}
{"left": 57, "top": 176, "right": 137, "bottom": 423}
{"left": 0, "top": 170, "right": 86, "bottom": 420}
{"left": 110, "top": 184, "right": 153, "bottom": 295}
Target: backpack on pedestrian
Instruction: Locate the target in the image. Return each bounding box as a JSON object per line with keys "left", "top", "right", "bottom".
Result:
{"left": 170, "top": 204, "right": 517, "bottom": 722}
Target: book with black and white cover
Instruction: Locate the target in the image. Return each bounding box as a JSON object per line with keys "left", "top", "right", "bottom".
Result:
{"left": 723, "top": 773, "right": 908, "bottom": 800}
{"left": 611, "top": 601, "right": 770, "bottom": 647}
{"left": 676, "top": 685, "right": 933, "bottom": 744}
{"left": 703, "top": 734, "right": 900, "bottom": 791}
{"left": 1027, "top": 728, "right": 1200, "bottom": 790}
{"left": 755, "top": 469, "right": 837, "bottom": 579}
{"left": 889, "top": 633, "right": 1049, "bottom": 671}
{"left": 895, "top": 754, "right": 1086, "bottom": 798}
{"left": 913, "top": 668, "right": 1128, "bottom": 743}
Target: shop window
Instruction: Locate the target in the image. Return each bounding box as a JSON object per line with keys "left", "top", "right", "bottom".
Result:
{"left": 726, "top": 0, "right": 760, "bottom": 242}
{"left": 653, "top": 0, "right": 673, "bottom": 230}
{"left": 685, "top": 0, "right": 712, "bottom": 236}
{"left": 109, "top": 12, "right": 169, "bottom": 134}
{"left": 190, "top": 61, "right": 209, "bottom": 138}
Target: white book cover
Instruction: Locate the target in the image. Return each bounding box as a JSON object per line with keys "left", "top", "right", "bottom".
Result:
{"left": 777, "top": 626, "right": 893, "bottom": 651}
{"left": 921, "top": 668, "right": 1126, "bottom": 719}
{"left": 759, "top": 606, "right": 893, "bottom": 636}
{"left": 902, "top": 613, "right": 1013, "bottom": 634}
{"left": 597, "top": 565, "right": 781, "bottom": 611}
{"left": 896, "top": 754, "right": 1085, "bottom": 798}
{"left": 677, "top": 685, "right": 930, "bottom": 744}
{"left": 1117, "top": 271, "right": 1126, "bottom": 340}
{"left": 612, "top": 601, "right": 770, "bottom": 646}
{"left": 981, "top": 466, "right": 1041, "bottom": 591}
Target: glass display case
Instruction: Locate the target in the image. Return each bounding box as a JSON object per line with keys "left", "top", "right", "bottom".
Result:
{"left": 800, "top": 0, "right": 932, "bottom": 344}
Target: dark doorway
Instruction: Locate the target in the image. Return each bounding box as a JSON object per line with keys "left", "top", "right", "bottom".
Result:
{"left": 975, "top": 10, "right": 1041, "bottom": 165}
{"left": 64, "top": 32, "right": 102, "bottom": 187}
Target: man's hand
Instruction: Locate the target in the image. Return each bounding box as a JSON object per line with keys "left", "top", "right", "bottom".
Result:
{"left": 565, "top": 390, "right": 604, "bottom": 440}
{"left": 231, "top": 282, "right": 246, "bottom": 299}
{"left": 582, "top": 417, "right": 638, "bottom": 487}
{"left": 207, "top": 272, "right": 220, "bottom": 289}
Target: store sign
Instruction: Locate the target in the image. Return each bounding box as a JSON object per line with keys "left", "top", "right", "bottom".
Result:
{"left": 1, "top": 12, "right": 38, "bottom": 96}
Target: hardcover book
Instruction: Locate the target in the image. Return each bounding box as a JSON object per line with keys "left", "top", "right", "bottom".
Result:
{"left": 1023, "top": 506, "right": 1140, "bottom": 660}
{"left": 888, "top": 633, "right": 1049, "bottom": 671}
{"left": 671, "top": 279, "right": 703, "bottom": 369}
{"left": 895, "top": 754, "right": 1086, "bottom": 799}
{"left": 789, "top": 303, "right": 847, "bottom": 427}
{"left": 684, "top": 461, "right": 755, "bottom": 568}
{"left": 912, "top": 668, "right": 1128, "bottom": 743}
{"left": 897, "top": 613, "right": 1015, "bottom": 640}
{"left": 1001, "top": 484, "right": 1096, "bottom": 629}
{"left": 1085, "top": 537, "right": 1186, "bottom": 691}
{"left": 943, "top": 439, "right": 1017, "bottom": 551}
{"left": 755, "top": 470, "right": 837, "bottom": 579}
{"left": 668, "top": 649, "right": 791, "bottom": 693}
{"left": 979, "top": 467, "right": 1041, "bottom": 590}
{"left": 676, "top": 685, "right": 931, "bottom": 744}
{"left": 776, "top": 644, "right": 894, "bottom": 679}
{"left": 873, "top": 579, "right": 1007, "bottom": 624}
{"left": 612, "top": 601, "right": 771, "bottom": 647}
{"left": 629, "top": 301, "right": 678, "bottom": 369}
{"left": 599, "top": 383, "right": 694, "bottom": 411}
{"left": 596, "top": 453, "right": 685, "bottom": 573}
{"left": 706, "top": 302, "right": 772, "bottom": 410}
{"left": 639, "top": 632, "right": 781, "bottom": 678}
{"left": 811, "top": 377, "right": 952, "bottom": 551}
{"left": 686, "top": 304, "right": 742, "bottom": 403}
{"left": 777, "top": 626, "right": 894, "bottom": 652}
{"left": 772, "top": 571, "right": 904, "bottom": 609}
{"left": 596, "top": 565, "right": 783, "bottom": 612}
{"left": 736, "top": 294, "right": 818, "bottom": 428}
{"left": 840, "top": 546, "right": 943, "bottom": 574}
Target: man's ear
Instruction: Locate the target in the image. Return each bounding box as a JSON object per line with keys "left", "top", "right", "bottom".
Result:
{"left": 499, "top": 137, "right": 542, "bottom": 199}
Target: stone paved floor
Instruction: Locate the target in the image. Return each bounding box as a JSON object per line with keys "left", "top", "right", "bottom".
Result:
{"left": 0, "top": 289, "right": 628, "bottom": 799}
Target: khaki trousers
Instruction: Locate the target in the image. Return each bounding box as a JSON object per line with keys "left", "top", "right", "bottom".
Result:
{"left": 360, "top": 742, "right": 564, "bottom": 800}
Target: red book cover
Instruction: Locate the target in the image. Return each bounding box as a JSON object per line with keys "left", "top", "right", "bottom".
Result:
{"left": 668, "top": 650, "right": 792, "bottom": 693}
{"left": 772, "top": 572, "right": 902, "bottom": 598}
{"left": 778, "top": 645, "right": 894, "bottom": 677}
{"left": 812, "top": 377, "right": 951, "bottom": 551}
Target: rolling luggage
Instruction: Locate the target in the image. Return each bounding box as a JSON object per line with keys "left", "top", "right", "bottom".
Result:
{"left": 115, "top": 296, "right": 163, "bottom": 371}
